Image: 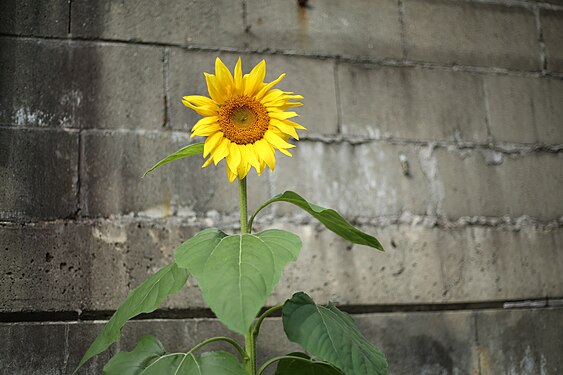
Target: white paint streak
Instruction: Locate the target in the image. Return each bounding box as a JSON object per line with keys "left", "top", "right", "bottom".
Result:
{"left": 418, "top": 144, "right": 445, "bottom": 216}
{"left": 92, "top": 226, "right": 127, "bottom": 244}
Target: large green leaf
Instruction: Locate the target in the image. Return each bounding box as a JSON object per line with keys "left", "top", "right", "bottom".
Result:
{"left": 143, "top": 142, "right": 203, "bottom": 177}
{"left": 104, "top": 336, "right": 246, "bottom": 375}
{"left": 174, "top": 228, "right": 227, "bottom": 278}
{"left": 275, "top": 352, "right": 344, "bottom": 375}
{"left": 251, "top": 191, "right": 383, "bottom": 250}
{"left": 74, "top": 264, "right": 190, "bottom": 372}
{"left": 175, "top": 229, "right": 301, "bottom": 335}
{"left": 103, "top": 336, "right": 165, "bottom": 375}
{"left": 282, "top": 292, "right": 388, "bottom": 375}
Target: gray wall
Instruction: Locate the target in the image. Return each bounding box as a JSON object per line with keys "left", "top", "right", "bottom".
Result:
{"left": 1, "top": 0, "right": 563, "bottom": 374}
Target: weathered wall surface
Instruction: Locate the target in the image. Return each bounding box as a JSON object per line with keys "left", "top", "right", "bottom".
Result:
{"left": 1, "top": 0, "right": 562, "bottom": 374}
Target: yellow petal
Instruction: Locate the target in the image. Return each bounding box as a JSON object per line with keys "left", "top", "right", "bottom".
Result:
{"left": 237, "top": 161, "right": 251, "bottom": 179}
{"left": 182, "top": 95, "right": 219, "bottom": 117}
{"left": 276, "top": 101, "right": 303, "bottom": 111}
{"left": 270, "top": 118, "right": 299, "bottom": 140}
{"left": 226, "top": 166, "right": 237, "bottom": 183}
{"left": 233, "top": 57, "right": 244, "bottom": 95}
{"left": 226, "top": 142, "right": 241, "bottom": 174}
{"left": 204, "top": 73, "right": 225, "bottom": 104}
{"left": 202, "top": 157, "right": 214, "bottom": 168}
{"left": 191, "top": 122, "right": 221, "bottom": 137}
{"left": 283, "top": 119, "right": 307, "bottom": 130}
{"left": 215, "top": 57, "right": 234, "bottom": 95}
{"left": 278, "top": 148, "right": 293, "bottom": 157}
{"left": 264, "top": 130, "right": 296, "bottom": 150}
{"left": 211, "top": 137, "right": 230, "bottom": 165}
{"left": 254, "top": 139, "right": 276, "bottom": 171}
{"left": 243, "top": 144, "right": 261, "bottom": 171}
{"left": 192, "top": 115, "right": 219, "bottom": 131}
{"left": 203, "top": 131, "right": 224, "bottom": 157}
{"left": 244, "top": 60, "right": 266, "bottom": 97}
{"left": 255, "top": 73, "right": 285, "bottom": 101}
{"left": 261, "top": 89, "right": 285, "bottom": 105}
{"left": 268, "top": 111, "right": 299, "bottom": 120}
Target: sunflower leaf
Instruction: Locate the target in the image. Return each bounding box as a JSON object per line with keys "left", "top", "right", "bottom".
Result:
{"left": 275, "top": 352, "right": 345, "bottom": 375}
{"left": 104, "top": 336, "right": 246, "bottom": 375}
{"left": 282, "top": 292, "right": 388, "bottom": 375}
{"left": 175, "top": 229, "right": 301, "bottom": 335}
{"left": 74, "top": 264, "right": 190, "bottom": 372}
{"left": 251, "top": 191, "right": 383, "bottom": 250}
{"left": 103, "top": 336, "right": 165, "bottom": 375}
{"left": 142, "top": 142, "right": 204, "bottom": 177}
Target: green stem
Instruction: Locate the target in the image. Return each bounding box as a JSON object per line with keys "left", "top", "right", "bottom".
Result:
{"left": 247, "top": 199, "right": 270, "bottom": 233}
{"left": 187, "top": 336, "right": 248, "bottom": 362}
{"left": 245, "top": 326, "right": 257, "bottom": 375}
{"left": 239, "top": 176, "right": 255, "bottom": 374}
{"left": 257, "top": 355, "right": 312, "bottom": 375}
{"left": 239, "top": 177, "right": 249, "bottom": 234}
{"left": 252, "top": 305, "right": 283, "bottom": 339}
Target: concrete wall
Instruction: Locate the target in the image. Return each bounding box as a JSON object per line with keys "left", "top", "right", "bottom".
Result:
{"left": 1, "top": 0, "right": 562, "bottom": 374}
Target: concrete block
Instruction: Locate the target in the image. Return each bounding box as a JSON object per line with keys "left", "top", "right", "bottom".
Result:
{"left": 476, "top": 308, "right": 563, "bottom": 374}
{"left": 71, "top": 0, "right": 245, "bottom": 49}
{"left": 542, "top": 10, "right": 563, "bottom": 73}
{"left": 0, "top": 323, "right": 68, "bottom": 375}
{"left": 404, "top": 0, "right": 539, "bottom": 70}
{"left": 168, "top": 50, "right": 337, "bottom": 135}
{"left": 245, "top": 0, "right": 402, "bottom": 59}
{"left": 0, "top": 38, "right": 164, "bottom": 129}
{"left": 2, "top": 221, "right": 561, "bottom": 313}
{"left": 81, "top": 131, "right": 270, "bottom": 217}
{"left": 355, "top": 311, "right": 479, "bottom": 374}
{"left": 484, "top": 75, "right": 563, "bottom": 144}
{"left": 0, "top": 0, "right": 68, "bottom": 37}
{"left": 433, "top": 148, "right": 563, "bottom": 220}
{"left": 5, "top": 309, "right": 563, "bottom": 374}
{"left": 0, "top": 221, "right": 209, "bottom": 312}
{"left": 0, "top": 128, "right": 78, "bottom": 220}
{"left": 270, "top": 141, "right": 434, "bottom": 218}
{"left": 268, "top": 224, "right": 563, "bottom": 305}
{"left": 338, "top": 64, "right": 488, "bottom": 142}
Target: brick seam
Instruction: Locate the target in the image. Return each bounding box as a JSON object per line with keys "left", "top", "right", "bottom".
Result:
{"left": 2, "top": 34, "right": 563, "bottom": 81}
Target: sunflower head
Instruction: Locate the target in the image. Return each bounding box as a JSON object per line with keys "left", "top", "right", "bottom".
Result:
{"left": 182, "top": 57, "right": 305, "bottom": 182}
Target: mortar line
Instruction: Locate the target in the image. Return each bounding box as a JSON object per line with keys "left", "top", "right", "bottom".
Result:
{"left": 60, "top": 127, "right": 563, "bottom": 153}
{"left": 163, "top": 47, "right": 171, "bottom": 128}
{"left": 474, "top": 313, "right": 482, "bottom": 375}
{"left": 242, "top": 0, "right": 249, "bottom": 34}
{"left": 75, "top": 126, "right": 82, "bottom": 218}
{"left": 398, "top": 0, "right": 408, "bottom": 59}
{"left": 534, "top": 6, "right": 548, "bottom": 74}
{"left": 333, "top": 60, "right": 343, "bottom": 134}
{"left": 480, "top": 76, "right": 494, "bottom": 143}
{"left": 62, "top": 324, "right": 70, "bottom": 372}
{"left": 1, "top": 212, "right": 562, "bottom": 230}
{"left": 2, "top": 298, "right": 562, "bottom": 324}
{"left": 67, "top": 0, "right": 72, "bottom": 35}
{"left": 3, "top": 33, "right": 563, "bottom": 81}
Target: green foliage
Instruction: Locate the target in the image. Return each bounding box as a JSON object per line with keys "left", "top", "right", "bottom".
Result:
{"left": 74, "top": 264, "right": 190, "bottom": 372}
{"left": 143, "top": 143, "right": 204, "bottom": 177}
{"left": 282, "top": 292, "right": 388, "bottom": 375}
{"left": 250, "top": 191, "right": 383, "bottom": 250}
{"left": 175, "top": 229, "right": 302, "bottom": 335}
{"left": 103, "top": 336, "right": 165, "bottom": 375}
{"left": 275, "top": 353, "right": 344, "bottom": 375}
{"left": 104, "top": 336, "right": 246, "bottom": 375}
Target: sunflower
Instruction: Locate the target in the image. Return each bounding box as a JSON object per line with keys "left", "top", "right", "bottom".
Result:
{"left": 182, "top": 57, "right": 305, "bottom": 182}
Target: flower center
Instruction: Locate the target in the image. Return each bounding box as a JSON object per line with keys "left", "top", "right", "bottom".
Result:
{"left": 218, "top": 96, "right": 270, "bottom": 145}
